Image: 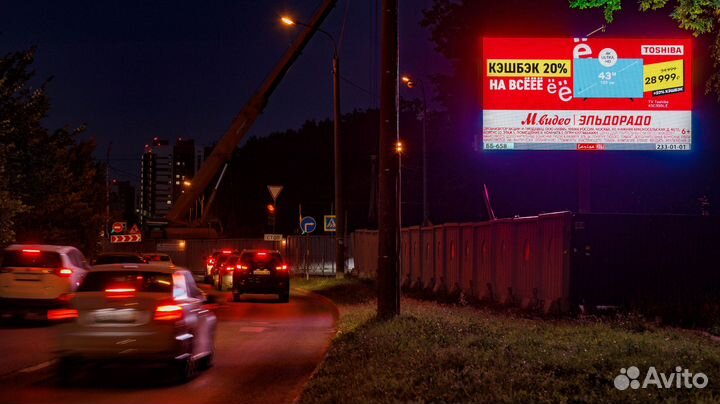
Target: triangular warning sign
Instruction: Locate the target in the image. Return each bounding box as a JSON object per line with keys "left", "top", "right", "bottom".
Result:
{"left": 129, "top": 224, "right": 141, "bottom": 234}
{"left": 267, "top": 185, "right": 283, "bottom": 202}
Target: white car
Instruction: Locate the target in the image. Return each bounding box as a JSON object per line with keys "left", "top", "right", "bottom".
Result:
{"left": 0, "top": 244, "right": 89, "bottom": 318}
{"left": 53, "top": 264, "right": 217, "bottom": 382}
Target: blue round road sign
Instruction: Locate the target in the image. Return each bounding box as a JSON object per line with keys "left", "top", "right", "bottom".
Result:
{"left": 300, "top": 216, "right": 317, "bottom": 234}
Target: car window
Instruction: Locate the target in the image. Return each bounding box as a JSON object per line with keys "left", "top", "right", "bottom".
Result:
{"left": 78, "top": 271, "right": 173, "bottom": 293}
{"left": 183, "top": 272, "right": 202, "bottom": 298}
{"left": 94, "top": 254, "right": 145, "bottom": 265}
{"left": 145, "top": 254, "right": 171, "bottom": 262}
{"left": 69, "top": 250, "right": 84, "bottom": 268}
{"left": 240, "top": 252, "right": 283, "bottom": 267}
{"left": 226, "top": 256, "right": 239, "bottom": 266}
{"left": 2, "top": 250, "right": 62, "bottom": 268}
{"left": 172, "top": 272, "right": 188, "bottom": 299}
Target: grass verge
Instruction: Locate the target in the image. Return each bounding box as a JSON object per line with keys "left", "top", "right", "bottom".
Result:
{"left": 296, "top": 276, "right": 720, "bottom": 404}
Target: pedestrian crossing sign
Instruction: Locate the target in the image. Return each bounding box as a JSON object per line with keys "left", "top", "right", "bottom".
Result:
{"left": 324, "top": 215, "right": 337, "bottom": 232}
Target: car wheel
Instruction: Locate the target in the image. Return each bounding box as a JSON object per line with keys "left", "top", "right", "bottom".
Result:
{"left": 279, "top": 291, "right": 290, "bottom": 303}
{"left": 56, "top": 357, "right": 80, "bottom": 386}
{"left": 173, "top": 355, "right": 198, "bottom": 383}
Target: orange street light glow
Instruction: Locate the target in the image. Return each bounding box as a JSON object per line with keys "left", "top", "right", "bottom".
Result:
{"left": 281, "top": 17, "right": 295, "bottom": 25}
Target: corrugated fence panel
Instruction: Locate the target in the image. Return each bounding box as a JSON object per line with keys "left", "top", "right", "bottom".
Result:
{"left": 514, "top": 218, "right": 540, "bottom": 308}
{"left": 433, "top": 226, "right": 446, "bottom": 292}
{"left": 410, "top": 227, "right": 422, "bottom": 288}
{"left": 475, "top": 223, "right": 493, "bottom": 301}
{"left": 493, "top": 219, "right": 516, "bottom": 305}
{"left": 460, "top": 224, "right": 475, "bottom": 297}
{"left": 401, "top": 228, "right": 412, "bottom": 285}
{"left": 538, "top": 212, "right": 572, "bottom": 313}
{"left": 444, "top": 224, "right": 461, "bottom": 294}
{"left": 421, "top": 227, "right": 435, "bottom": 289}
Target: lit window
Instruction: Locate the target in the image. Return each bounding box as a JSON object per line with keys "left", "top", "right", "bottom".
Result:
{"left": 167, "top": 201, "right": 172, "bottom": 204}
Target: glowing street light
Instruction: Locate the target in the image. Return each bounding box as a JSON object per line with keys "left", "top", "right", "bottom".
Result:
{"left": 280, "top": 16, "right": 296, "bottom": 26}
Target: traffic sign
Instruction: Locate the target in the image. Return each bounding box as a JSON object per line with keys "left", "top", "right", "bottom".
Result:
{"left": 267, "top": 185, "right": 283, "bottom": 202}
{"left": 111, "top": 222, "right": 126, "bottom": 234}
{"left": 110, "top": 234, "right": 142, "bottom": 243}
{"left": 129, "top": 224, "right": 140, "bottom": 234}
{"left": 264, "top": 234, "right": 283, "bottom": 241}
{"left": 324, "top": 215, "right": 337, "bottom": 232}
{"left": 300, "top": 216, "right": 317, "bottom": 234}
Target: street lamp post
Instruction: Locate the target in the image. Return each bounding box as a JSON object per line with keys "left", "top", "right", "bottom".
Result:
{"left": 282, "top": 16, "right": 345, "bottom": 278}
{"left": 401, "top": 76, "right": 430, "bottom": 226}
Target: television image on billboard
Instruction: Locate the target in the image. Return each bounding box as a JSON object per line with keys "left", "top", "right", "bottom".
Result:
{"left": 573, "top": 58, "right": 644, "bottom": 99}
{"left": 481, "top": 38, "right": 692, "bottom": 151}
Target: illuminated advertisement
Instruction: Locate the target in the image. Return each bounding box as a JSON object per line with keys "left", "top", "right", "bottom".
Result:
{"left": 481, "top": 38, "right": 692, "bottom": 151}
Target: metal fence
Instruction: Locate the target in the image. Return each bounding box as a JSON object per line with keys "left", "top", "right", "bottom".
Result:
{"left": 285, "top": 235, "right": 354, "bottom": 275}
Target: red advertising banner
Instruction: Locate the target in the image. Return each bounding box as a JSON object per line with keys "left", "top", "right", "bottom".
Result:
{"left": 481, "top": 37, "right": 692, "bottom": 150}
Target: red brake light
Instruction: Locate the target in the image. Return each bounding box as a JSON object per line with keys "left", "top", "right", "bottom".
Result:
{"left": 276, "top": 265, "right": 288, "bottom": 271}
{"left": 22, "top": 249, "right": 40, "bottom": 254}
{"left": 222, "top": 250, "right": 232, "bottom": 254}
{"left": 57, "top": 268, "right": 73, "bottom": 277}
{"left": 154, "top": 304, "right": 183, "bottom": 321}
{"left": 236, "top": 265, "right": 248, "bottom": 271}
{"left": 105, "top": 288, "right": 136, "bottom": 298}
{"left": 256, "top": 252, "right": 267, "bottom": 256}
{"left": 48, "top": 309, "right": 78, "bottom": 320}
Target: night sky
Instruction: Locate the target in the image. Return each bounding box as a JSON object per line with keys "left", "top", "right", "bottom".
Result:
{"left": 1, "top": 0, "right": 447, "bottom": 182}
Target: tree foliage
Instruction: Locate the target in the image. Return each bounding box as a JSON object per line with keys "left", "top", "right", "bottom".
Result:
{"left": 0, "top": 48, "right": 105, "bottom": 252}
{"left": 571, "top": 0, "right": 720, "bottom": 100}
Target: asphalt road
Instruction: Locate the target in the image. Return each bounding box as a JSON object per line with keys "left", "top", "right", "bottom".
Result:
{"left": 0, "top": 288, "right": 337, "bottom": 404}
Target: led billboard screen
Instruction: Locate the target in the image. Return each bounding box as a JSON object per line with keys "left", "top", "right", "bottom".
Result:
{"left": 481, "top": 38, "right": 692, "bottom": 151}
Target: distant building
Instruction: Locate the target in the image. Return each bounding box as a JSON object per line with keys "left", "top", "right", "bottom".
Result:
{"left": 172, "top": 138, "right": 205, "bottom": 201}
{"left": 139, "top": 137, "right": 206, "bottom": 224}
{"left": 110, "top": 180, "right": 137, "bottom": 224}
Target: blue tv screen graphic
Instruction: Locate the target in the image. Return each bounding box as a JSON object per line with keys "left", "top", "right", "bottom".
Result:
{"left": 573, "top": 59, "right": 644, "bottom": 99}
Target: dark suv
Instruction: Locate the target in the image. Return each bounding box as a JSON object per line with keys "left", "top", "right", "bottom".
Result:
{"left": 232, "top": 250, "right": 289, "bottom": 303}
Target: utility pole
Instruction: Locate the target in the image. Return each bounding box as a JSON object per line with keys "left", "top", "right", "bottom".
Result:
{"left": 377, "top": 0, "right": 400, "bottom": 319}
{"left": 105, "top": 141, "right": 112, "bottom": 245}
{"left": 333, "top": 50, "right": 345, "bottom": 279}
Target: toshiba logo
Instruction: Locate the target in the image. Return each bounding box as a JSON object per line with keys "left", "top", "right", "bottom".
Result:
{"left": 641, "top": 45, "right": 684, "bottom": 56}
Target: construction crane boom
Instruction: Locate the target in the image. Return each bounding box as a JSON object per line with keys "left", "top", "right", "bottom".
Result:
{"left": 166, "top": 0, "right": 337, "bottom": 225}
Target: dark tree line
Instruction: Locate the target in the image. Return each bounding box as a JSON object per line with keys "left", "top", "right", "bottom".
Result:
{"left": 0, "top": 48, "right": 105, "bottom": 253}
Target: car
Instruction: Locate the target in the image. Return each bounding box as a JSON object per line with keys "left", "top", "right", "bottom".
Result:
{"left": 0, "top": 244, "right": 89, "bottom": 319}
{"left": 209, "top": 250, "right": 238, "bottom": 288}
{"left": 142, "top": 252, "right": 174, "bottom": 267}
{"left": 204, "top": 249, "right": 236, "bottom": 283}
{"left": 92, "top": 252, "right": 147, "bottom": 265}
{"left": 232, "top": 250, "right": 290, "bottom": 303}
{"left": 52, "top": 264, "right": 217, "bottom": 383}
{"left": 214, "top": 254, "right": 240, "bottom": 292}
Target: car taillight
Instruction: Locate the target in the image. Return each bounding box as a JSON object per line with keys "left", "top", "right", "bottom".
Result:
{"left": 105, "top": 288, "right": 136, "bottom": 298}
{"left": 48, "top": 309, "right": 78, "bottom": 320}
{"left": 276, "top": 264, "right": 288, "bottom": 271}
{"left": 56, "top": 268, "right": 73, "bottom": 277}
{"left": 154, "top": 304, "right": 183, "bottom": 321}
{"left": 236, "top": 265, "right": 248, "bottom": 271}
{"left": 22, "top": 249, "right": 40, "bottom": 254}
